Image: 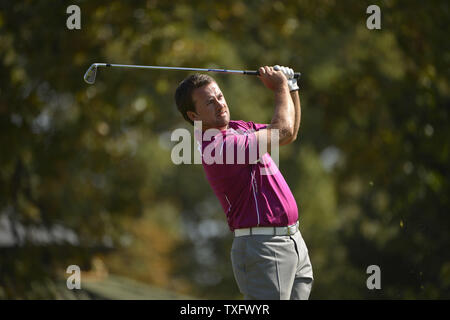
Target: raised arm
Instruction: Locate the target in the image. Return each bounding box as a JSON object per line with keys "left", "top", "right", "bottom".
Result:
{"left": 276, "top": 65, "right": 301, "bottom": 143}
{"left": 287, "top": 90, "right": 301, "bottom": 142}
{"left": 255, "top": 66, "right": 295, "bottom": 150}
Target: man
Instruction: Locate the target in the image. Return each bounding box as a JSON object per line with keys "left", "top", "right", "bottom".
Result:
{"left": 175, "top": 65, "right": 313, "bottom": 300}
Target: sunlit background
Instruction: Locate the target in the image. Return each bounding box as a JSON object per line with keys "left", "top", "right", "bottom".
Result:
{"left": 0, "top": 0, "right": 449, "bottom": 299}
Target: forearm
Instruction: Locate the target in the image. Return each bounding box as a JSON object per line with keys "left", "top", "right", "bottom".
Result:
{"left": 269, "top": 85, "right": 295, "bottom": 143}
{"left": 290, "top": 90, "right": 301, "bottom": 141}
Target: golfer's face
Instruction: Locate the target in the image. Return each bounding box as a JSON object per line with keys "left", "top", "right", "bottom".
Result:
{"left": 192, "top": 82, "right": 230, "bottom": 131}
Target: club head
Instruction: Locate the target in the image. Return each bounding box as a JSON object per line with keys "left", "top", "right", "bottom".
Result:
{"left": 84, "top": 64, "right": 98, "bottom": 84}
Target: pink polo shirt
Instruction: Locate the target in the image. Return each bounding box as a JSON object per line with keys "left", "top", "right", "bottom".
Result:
{"left": 198, "top": 120, "right": 299, "bottom": 231}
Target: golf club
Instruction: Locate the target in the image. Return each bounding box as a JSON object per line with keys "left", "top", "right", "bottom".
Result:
{"left": 83, "top": 63, "right": 301, "bottom": 84}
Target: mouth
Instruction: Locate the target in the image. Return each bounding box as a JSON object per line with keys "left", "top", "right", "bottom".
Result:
{"left": 217, "top": 109, "right": 227, "bottom": 117}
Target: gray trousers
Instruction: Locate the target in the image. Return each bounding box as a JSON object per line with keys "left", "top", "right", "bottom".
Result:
{"left": 231, "top": 230, "right": 313, "bottom": 300}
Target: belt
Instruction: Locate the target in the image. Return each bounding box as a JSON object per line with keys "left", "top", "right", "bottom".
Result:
{"left": 234, "top": 221, "right": 299, "bottom": 237}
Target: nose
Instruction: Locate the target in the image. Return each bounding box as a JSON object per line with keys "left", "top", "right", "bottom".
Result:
{"left": 214, "top": 99, "right": 225, "bottom": 109}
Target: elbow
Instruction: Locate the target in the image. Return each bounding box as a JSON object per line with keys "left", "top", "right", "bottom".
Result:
{"left": 281, "top": 126, "right": 301, "bottom": 145}
{"left": 280, "top": 133, "right": 297, "bottom": 146}
{"left": 279, "top": 124, "right": 295, "bottom": 145}
{"left": 291, "top": 129, "right": 300, "bottom": 142}
{"left": 270, "top": 120, "right": 295, "bottom": 145}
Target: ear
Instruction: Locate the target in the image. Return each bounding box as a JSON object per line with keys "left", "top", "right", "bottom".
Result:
{"left": 186, "top": 111, "right": 199, "bottom": 123}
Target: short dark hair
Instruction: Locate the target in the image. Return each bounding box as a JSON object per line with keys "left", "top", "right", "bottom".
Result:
{"left": 175, "top": 73, "right": 215, "bottom": 125}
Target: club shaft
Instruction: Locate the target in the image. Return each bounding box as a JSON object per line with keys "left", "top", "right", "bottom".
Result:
{"left": 93, "top": 63, "right": 301, "bottom": 79}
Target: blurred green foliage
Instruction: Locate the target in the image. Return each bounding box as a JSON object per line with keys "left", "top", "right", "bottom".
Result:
{"left": 0, "top": 0, "right": 448, "bottom": 299}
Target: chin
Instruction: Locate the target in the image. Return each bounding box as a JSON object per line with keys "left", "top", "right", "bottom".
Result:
{"left": 221, "top": 118, "right": 230, "bottom": 127}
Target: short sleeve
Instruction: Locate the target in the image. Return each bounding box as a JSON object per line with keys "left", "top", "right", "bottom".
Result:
{"left": 249, "top": 121, "right": 268, "bottom": 131}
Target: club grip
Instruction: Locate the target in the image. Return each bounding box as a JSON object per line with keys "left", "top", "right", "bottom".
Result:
{"left": 244, "top": 70, "right": 301, "bottom": 79}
